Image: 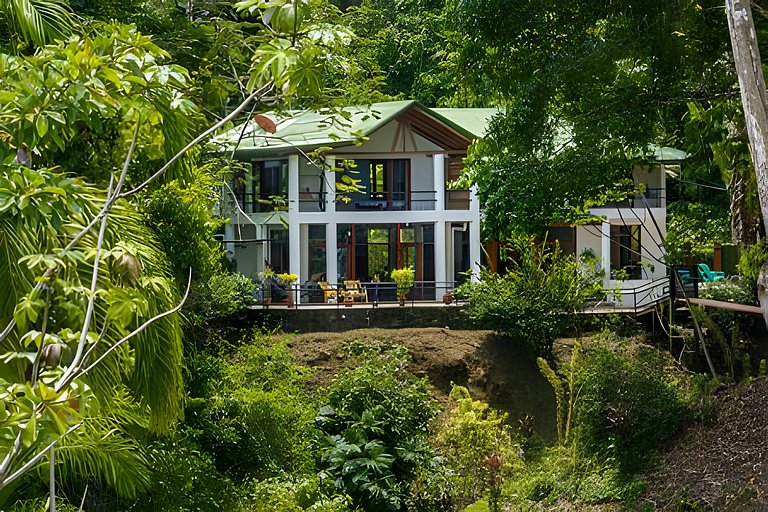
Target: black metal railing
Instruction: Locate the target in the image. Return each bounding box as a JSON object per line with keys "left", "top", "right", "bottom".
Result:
{"left": 254, "top": 280, "right": 460, "bottom": 308}
{"left": 233, "top": 191, "right": 289, "bottom": 214}
{"left": 336, "top": 190, "right": 437, "bottom": 212}
{"left": 298, "top": 190, "right": 327, "bottom": 212}
{"left": 607, "top": 188, "right": 665, "bottom": 208}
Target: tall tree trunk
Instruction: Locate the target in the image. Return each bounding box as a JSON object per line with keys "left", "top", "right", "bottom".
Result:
{"left": 726, "top": 0, "right": 768, "bottom": 323}
{"left": 729, "top": 166, "right": 761, "bottom": 248}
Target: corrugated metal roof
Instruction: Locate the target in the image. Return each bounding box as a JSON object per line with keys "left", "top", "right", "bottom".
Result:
{"left": 647, "top": 144, "right": 688, "bottom": 162}
{"left": 216, "top": 101, "right": 423, "bottom": 156}
{"left": 431, "top": 108, "right": 499, "bottom": 138}
{"left": 215, "top": 100, "right": 687, "bottom": 162}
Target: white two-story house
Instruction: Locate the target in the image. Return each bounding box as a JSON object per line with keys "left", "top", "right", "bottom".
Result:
{"left": 218, "top": 100, "right": 683, "bottom": 308}
{"left": 545, "top": 147, "right": 685, "bottom": 309}
{"left": 217, "top": 101, "right": 487, "bottom": 302}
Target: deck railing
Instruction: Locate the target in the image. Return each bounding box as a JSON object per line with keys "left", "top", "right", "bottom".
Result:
{"left": 254, "top": 280, "right": 461, "bottom": 308}
{"left": 605, "top": 188, "right": 665, "bottom": 208}
{"left": 335, "top": 191, "right": 437, "bottom": 212}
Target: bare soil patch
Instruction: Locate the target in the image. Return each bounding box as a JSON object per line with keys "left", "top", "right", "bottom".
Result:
{"left": 643, "top": 377, "right": 768, "bottom": 511}
{"left": 284, "top": 327, "right": 558, "bottom": 441}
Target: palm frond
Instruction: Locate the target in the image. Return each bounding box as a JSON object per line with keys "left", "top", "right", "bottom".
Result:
{"left": 0, "top": 0, "right": 76, "bottom": 47}
{"left": 0, "top": 169, "right": 185, "bottom": 430}
{"left": 52, "top": 386, "right": 152, "bottom": 499}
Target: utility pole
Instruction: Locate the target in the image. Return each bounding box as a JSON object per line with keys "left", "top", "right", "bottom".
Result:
{"left": 725, "top": 0, "right": 768, "bottom": 324}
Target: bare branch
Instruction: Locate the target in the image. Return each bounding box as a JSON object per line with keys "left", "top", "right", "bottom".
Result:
{"left": 1, "top": 422, "right": 83, "bottom": 489}
{"left": 59, "top": 175, "right": 114, "bottom": 386}
{"left": 65, "top": 268, "right": 193, "bottom": 388}
{"left": 120, "top": 84, "right": 273, "bottom": 198}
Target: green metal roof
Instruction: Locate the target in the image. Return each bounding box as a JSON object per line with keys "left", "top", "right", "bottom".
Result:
{"left": 216, "top": 100, "right": 687, "bottom": 162}
{"left": 647, "top": 144, "right": 687, "bottom": 162}
{"left": 216, "top": 100, "right": 425, "bottom": 156}
{"left": 430, "top": 108, "right": 498, "bottom": 138}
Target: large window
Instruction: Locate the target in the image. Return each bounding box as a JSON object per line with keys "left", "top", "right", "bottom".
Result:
{"left": 268, "top": 227, "right": 289, "bottom": 273}
{"left": 610, "top": 225, "right": 642, "bottom": 279}
{"left": 367, "top": 228, "right": 390, "bottom": 279}
{"left": 355, "top": 159, "right": 410, "bottom": 208}
{"left": 253, "top": 160, "right": 288, "bottom": 212}
{"left": 369, "top": 161, "right": 386, "bottom": 195}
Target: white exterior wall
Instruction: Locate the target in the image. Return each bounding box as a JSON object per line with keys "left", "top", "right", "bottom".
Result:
{"left": 570, "top": 164, "right": 669, "bottom": 308}
{"left": 226, "top": 117, "right": 481, "bottom": 301}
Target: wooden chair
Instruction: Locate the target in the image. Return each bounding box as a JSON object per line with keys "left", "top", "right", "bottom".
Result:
{"left": 342, "top": 280, "right": 368, "bottom": 302}
{"left": 318, "top": 281, "right": 337, "bottom": 302}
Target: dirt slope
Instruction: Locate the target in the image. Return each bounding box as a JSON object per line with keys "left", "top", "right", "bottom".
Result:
{"left": 643, "top": 377, "right": 768, "bottom": 511}
{"left": 284, "top": 327, "right": 558, "bottom": 441}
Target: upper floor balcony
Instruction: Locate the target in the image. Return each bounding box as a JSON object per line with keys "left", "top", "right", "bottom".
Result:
{"left": 601, "top": 188, "right": 665, "bottom": 209}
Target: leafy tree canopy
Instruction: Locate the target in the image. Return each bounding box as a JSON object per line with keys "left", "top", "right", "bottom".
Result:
{"left": 453, "top": 0, "right": 737, "bottom": 236}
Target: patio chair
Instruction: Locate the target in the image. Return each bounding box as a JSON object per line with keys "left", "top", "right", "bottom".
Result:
{"left": 697, "top": 263, "right": 725, "bottom": 282}
{"left": 318, "top": 281, "right": 337, "bottom": 303}
{"left": 342, "top": 280, "right": 368, "bottom": 302}
{"left": 675, "top": 269, "right": 693, "bottom": 284}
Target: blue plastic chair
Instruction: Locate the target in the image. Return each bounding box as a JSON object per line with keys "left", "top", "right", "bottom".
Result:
{"left": 697, "top": 263, "right": 725, "bottom": 282}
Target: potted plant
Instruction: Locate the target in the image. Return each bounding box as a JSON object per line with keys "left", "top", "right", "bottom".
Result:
{"left": 277, "top": 272, "right": 298, "bottom": 307}
{"left": 390, "top": 267, "right": 414, "bottom": 306}
{"left": 256, "top": 267, "right": 276, "bottom": 306}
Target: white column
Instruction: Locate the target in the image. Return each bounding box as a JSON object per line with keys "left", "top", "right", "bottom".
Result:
{"left": 601, "top": 221, "right": 611, "bottom": 290}
{"left": 469, "top": 184, "right": 480, "bottom": 216}
{"left": 469, "top": 184, "right": 482, "bottom": 282}
{"left": 288, "top": 154, "right": 301, "bottom": 279}
{"left": 469, "top": 221, "right": 481, "bottom": 282}
{"left": 224, "top": 223, "right": 236, "bottom": 265}
{"left": 260, "top": 224, "right": 268, "bottom": 273}
{"left": 324, "top": 155, "right": 336, "bottom": 213}
{"left": 299, "top": 224, "right": 309, "bottom": 286}
{"left": 433, "top": 154, "right": 445, "bottom": 211}
{"left": 435, "top": 220, "right": 447, "bottom": 296}
{"left": 326, "top": 222, "right": 337, "bottom": 287}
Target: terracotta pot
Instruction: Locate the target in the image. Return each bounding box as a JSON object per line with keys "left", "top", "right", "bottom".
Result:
{"left": 344, "top": 296, "right": 354, "bottom": 307}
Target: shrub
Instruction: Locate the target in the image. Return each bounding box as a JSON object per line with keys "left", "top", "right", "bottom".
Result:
{"left": 456, "top": 236, "right": 602, "bottom": 357}
{"left": 127, "top": 438, "right": 236, "bottom": 512}
{"left": 435, "top": 386, "right": 521, "bottom": 510}
{"left": 235, "top": 476, "right": 353, "bottom": 512}
{"left": 572, "top": 336, "right": 689, "bottom": 473}
{"left": 202, "top": 272, "right": 256, "bottom": 318}
{"left": 391, "top": 267, "right": 415, "bottom": 300}
{"left": 738, "top": 239, "right": 768, "bottom": 288}
{"left": 316, "top": 348, "right": 441, "bottom": 511}
{"left": 699, "top": 279, "right": 756, "bottom": 332}
{"left": 186, "top": 334, "right": 316, "bottom": 479}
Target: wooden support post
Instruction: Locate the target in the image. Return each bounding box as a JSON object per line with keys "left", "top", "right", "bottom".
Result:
{"left": 714, "top": 242, "right": 722, "bottom": 272}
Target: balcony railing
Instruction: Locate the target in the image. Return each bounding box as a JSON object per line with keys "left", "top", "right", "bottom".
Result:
{"left": 446, "top": 190, "right": 471, "bottom": 210}
{"left": 255, "top": 280, "right": 460, "bottom": 307}
{"left": 605, "top": 188, "right": 665, "bottom": 208}
{"left": 232, "top": 191, "right": 288, "bottom": 214}
{"left": 336, "top": 190, "right": 437, "bottom": 212}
